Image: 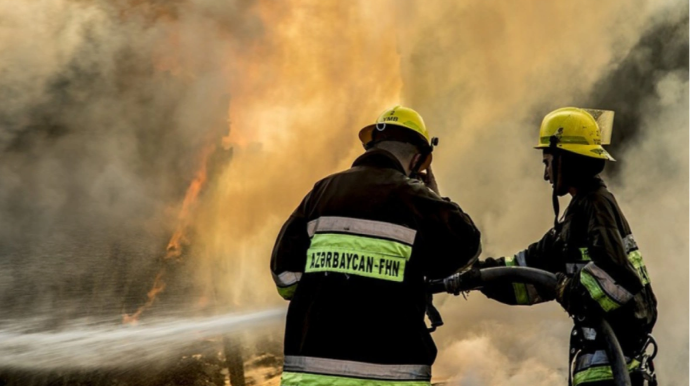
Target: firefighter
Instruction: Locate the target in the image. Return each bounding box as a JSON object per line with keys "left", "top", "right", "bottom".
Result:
{"left": 270, "top": 106, "right": 481, "bottom": 386}
{"left": 478, "top": 107, "right": 658, "bottom": 385}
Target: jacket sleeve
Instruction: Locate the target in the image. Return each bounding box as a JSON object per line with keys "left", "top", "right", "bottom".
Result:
{"left": 270, "top": 190, "right": 313, "bottom": 300}
{"left": 410, "top": 185, "right": 482, "bottom": 280}
{"left": 560, "top": 197, "right": 643, "bottom": 315}
{"left": 479, "top": 230, "right": 559, "bottom": 306}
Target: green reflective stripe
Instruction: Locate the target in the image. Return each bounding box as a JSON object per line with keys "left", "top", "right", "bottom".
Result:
{"left": 281, "top": 372, "right": 430, "bottom": 386}
{"left": 513, "top": 283, "right": 531, "bottom": 305}
{"left": 579, "top": 247, "right": 591, "bottom": 261}
{"left": 573, "top": 360, "right": 640, "bottom": 385}
{"left": 628, "top": 250, "right": 650, "bottom": 285}
{"left": 580, "top": 270, "right": 621, "bottom": 312}
{"left": 306, "top": 234, "right": 410, "bottom": 282}
{"left": 540, "top": 135, "right": 590, "bottom": 145}
{"left": 277, "top": 283, "right": 298, "bottom": 300}
{"left": 503, "top": 257, "right": 531, "bottom": 305}
{"left": 310, "top": 234, "right": 412, "bottom": 259}
{"left": 622, "top": 234, "right": 651, "bottom": 285}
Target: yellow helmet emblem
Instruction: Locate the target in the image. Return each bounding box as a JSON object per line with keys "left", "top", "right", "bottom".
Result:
{"left": 536, "top": 107, "right": 616, "bottom": 161}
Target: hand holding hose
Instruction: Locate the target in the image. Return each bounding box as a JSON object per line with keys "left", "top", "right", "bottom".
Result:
{"left": 427, "top": 266, "right": 631, "bottom": 386}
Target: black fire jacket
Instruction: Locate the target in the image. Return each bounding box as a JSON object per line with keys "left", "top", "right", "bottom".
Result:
{"left": 270, "top": 149, "right": 481, "bottom": 384}
{"left": 479, "top": 177, "right": 657, "bottom": 384}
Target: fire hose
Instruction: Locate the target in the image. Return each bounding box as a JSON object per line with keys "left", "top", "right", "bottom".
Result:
{"left": 428, "top": 267, "right": 632, "bottom": 386}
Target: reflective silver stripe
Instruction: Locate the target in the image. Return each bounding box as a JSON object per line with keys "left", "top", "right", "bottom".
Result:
{"left": 515, "top": 250, "right": 527, "bottom": 266}
{"left": 307, "top": 217, "right": 417, "bottom": 245}
{"left": 272, "top": 271, "right": 302, "bottom": 287}
{"left": 575, "top": 350, "right": 632, "bottom": 371}
{"left": 526, "top": 283, "right": 542, "bottom": 303}
{"left": 583, "top": 263, "right": 634, "bottom": 304}
{"left": 566, "top": 263, "right": 588, "bottom": 275}
{"left": 623, "top": 234, "right": 638, "bottom": 253}
{"left": 581, "top": 327, "right": 597, "bottom": 341}
{"left": 283, "top": 356, "right": 431, "bottom": 381}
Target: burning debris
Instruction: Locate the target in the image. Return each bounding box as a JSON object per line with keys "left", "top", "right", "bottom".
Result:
{"left": 124, "top": 142, "right": 228, "bottom": 324}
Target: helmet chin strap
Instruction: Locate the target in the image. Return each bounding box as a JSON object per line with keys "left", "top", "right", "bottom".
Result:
{"left": 549, "top": 136, "right": 562, "bottom": 231}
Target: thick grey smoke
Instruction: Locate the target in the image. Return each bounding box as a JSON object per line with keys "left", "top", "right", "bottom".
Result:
{"left": 0, "top": 1, "right": 686, "bottom": 385}
{"left": 0, "top": 1, "right": 261, "bottom": 319}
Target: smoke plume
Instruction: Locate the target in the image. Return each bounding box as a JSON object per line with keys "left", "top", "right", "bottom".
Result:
{"left": 0, "top": 0, "right": 686, "bottom": 384}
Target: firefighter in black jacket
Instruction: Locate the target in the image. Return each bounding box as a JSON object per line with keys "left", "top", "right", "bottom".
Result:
{"left": 270, "top": 106, "right": 481, "bottom": 386}
{"left": 479, "top": 107, "right": 658, "bottom": 385}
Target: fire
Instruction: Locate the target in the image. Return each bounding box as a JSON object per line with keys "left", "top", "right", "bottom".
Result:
{"left": 165, "top": 144, "right": 215, "bottom": 262}
{"left": 122, "top": 271, "right": 166, "bottom": 325}
{"left": 124, "top": 143, "right": 217, "bottom": 324}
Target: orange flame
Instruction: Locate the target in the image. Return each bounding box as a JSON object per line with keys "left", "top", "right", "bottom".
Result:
{"left": 123, "top": 144, "right": 217, "bottom": 324}
{"left": 165, "top": 144, "right": 215, "bottom": 261}
{"left": 122, "top": 271, "right": 166, "bottom": 325}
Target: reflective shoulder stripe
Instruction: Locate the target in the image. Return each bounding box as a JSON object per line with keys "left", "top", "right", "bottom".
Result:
{"left": 272, "top": 271, "right": 303, "bottom": 287}
{"left": 281, "top": 372, "right": 430, "bottom": 386}
{"left": 283, "top": 356, "right": 431, "bottom": 382}
{"left": 580, "top": 263, "right": 634, "bottom": 312}
{"left": 307, "top": 217, "right": 417, "bottom": 245}
{"left": 573, "top": 350, "right": 639, "bottom": 386}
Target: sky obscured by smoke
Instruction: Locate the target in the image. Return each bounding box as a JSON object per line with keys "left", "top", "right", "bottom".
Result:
{"left": 0, "top": 0, "right": 686, "bottom": 384}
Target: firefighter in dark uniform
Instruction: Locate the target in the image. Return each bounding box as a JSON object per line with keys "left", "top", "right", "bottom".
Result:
{"left": 478, "top": 107, "right": 658, "bottom": 385}
{"left": 270, "top": 106, "right": 481, "bottom": 386}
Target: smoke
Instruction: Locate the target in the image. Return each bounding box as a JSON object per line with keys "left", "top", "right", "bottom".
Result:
{"left": 596, "top": 5, "right": 690, "bottom": 385}
{"left": 0, "top": 0, "right": 266, "bottom": 319}
{"left": 193, "top": 0, "right": 404, "bottom": 308}
{"left": 392, "top": 1, "right": 688, "bottom": 385}
{"left": 393, "top": 0, "right": 626, "bottom": 381}
{"left": 0, "top": 0, "right": 686, "bottom": 384}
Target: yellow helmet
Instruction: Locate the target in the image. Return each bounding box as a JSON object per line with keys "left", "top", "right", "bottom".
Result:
{"left": 359, "top": 105, "right": 434, "bottom": 171}
{"left": 359, "top": 105, "right": 431, "bottom": 147}
{"left": 535, "top": 107, "right": 615, "bottom": 161}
